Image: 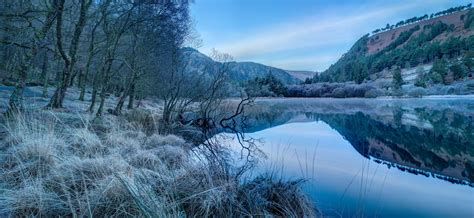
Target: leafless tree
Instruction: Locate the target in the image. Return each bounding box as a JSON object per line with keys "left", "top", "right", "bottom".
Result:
{"left": 46, "top": 0, "right": 92, "bottom": 108}
{"left": 2, "top": 0, "right": 56, "bottom": 116}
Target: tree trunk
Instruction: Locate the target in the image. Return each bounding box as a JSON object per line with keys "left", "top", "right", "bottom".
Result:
{"left": 88, "top": 88, "right": 98, "bottom": 112}
{"left": 5, "top": 64, "right": 28, "bottom": 117}
{"left": 78, "top": 74, "right": 87, "bottom": 101}
{"left": 77, "top": 70, "right": 83, "bottom": 88}
{"left": 96, "top": 89, "right": 106, "bottom": 116}
{"left": 88, "top": 67, "right": 102, "bottom": 112}
{"left": 113, "top": 90, "right": 127, "bottom": 115}
{"left": 127, "top": 83, "right": 135, "bottom": 109}
{"left": 48, "top": 62, "right": 71, "bottom": 108}
{"left": 41, "top": 53, "right": 49, "bottom": 97}
{"left": 95, "top": 59, "right": 113, "bottom": 116}
{"left": 113, "top": 73, "right": 136, "bottom": 115}
{"left": 136, "top": 97, "right": 142, "bottom": 108}
{"left": 69, "top": 71, "right": 77, "bottom": 87}
{"left": 46, "top": 0, "right": 69, "bottom": 108}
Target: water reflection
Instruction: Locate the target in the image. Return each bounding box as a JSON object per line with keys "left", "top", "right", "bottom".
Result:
{"left": 233, "top": 98, "right": 474, "bottom": 217}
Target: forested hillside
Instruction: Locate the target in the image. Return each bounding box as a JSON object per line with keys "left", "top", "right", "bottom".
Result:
{"left": 315, "top": 5, "right": 474, "bottom": 86}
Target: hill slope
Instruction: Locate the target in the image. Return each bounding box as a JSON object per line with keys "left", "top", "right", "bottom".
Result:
{"left": 367, "top": 9, "right": 472, "bottom": 54}
{"left": 317, "top": 7, "right": 474, "bottom": 85}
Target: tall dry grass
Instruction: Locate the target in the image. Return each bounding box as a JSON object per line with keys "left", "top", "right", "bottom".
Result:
{"left": 0, "top": 109, "right": 317, "bottom": 217}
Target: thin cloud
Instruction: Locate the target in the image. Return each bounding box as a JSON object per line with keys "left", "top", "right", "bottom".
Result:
{"left": 198, "top": 2, "right": 432, "bottom": 70}
{"left": 195, "top": 0, "right": 463, "bottom": 70}
{"left": 205, "top": 2, "right": 419, "bottom": 59}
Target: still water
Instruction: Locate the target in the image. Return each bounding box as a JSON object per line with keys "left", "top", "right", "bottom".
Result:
{"left": 228, "top": 98, "right": 474, "bottom": 217}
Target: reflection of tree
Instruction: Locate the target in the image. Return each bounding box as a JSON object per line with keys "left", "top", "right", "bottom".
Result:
{"left": 414, "top": 107, "right": 474, "bottom": 156}
{"left": 392, "top": 107, "right": 404, "bottom": 127}
{"left": 235, "top": 103, "right": 474, "bottom": 184}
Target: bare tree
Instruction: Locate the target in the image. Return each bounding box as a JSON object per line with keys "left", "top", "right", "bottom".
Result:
{"left": 47, "top": 0, "right": 92, "bottom": 108}
{"left": 2, "top": 0, "right": 56, "bottom": 116}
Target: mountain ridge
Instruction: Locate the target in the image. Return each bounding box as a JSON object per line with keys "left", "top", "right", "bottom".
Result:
{"left": 181, "top": 47, "right": 301, "bottom": 84}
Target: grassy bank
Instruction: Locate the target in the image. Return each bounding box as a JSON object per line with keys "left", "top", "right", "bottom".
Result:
{"left": 0, "top": 89, "right": 317, "bottom": 217}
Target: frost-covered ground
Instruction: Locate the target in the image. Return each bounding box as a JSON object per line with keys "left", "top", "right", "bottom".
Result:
{"left": 0, "top": 85, "right": 316, "bottom": 217}
{"left": 0, "top": 86, "right": 163, "bottom": 114}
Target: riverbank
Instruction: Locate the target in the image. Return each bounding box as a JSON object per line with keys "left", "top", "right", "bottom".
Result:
{"left": 254, "top": 79, "right": 474, "bottom": 98}
{"left": 0, "top": 86, "right": 317, "bottom": 217}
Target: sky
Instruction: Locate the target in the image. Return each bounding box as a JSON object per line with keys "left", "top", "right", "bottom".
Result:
{"left": 190, "top": 0, "right": 472, "bottom": 72}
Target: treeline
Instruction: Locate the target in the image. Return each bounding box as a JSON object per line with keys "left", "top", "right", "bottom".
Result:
{"left": 372, "top": 3, "right": 472, "bottom": 34}
{"left": 244, "top": 74, "right": 384, "bottom": 98}
{"left": 285, "top": 83, "right": 382, "bottom": 98}
{"left": 315, "top": 11, "right": 474, "bottom": 85}
{"left": 0, "top": 0, "right": 235, "bottom": 128}
{"left": 244, "top": 73, "right": 287, "bottom": 97}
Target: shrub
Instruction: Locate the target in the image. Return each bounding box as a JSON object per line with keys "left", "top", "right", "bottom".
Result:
{"left": 365, "top": 88, "right": 384, "bottom": 98}
{"left": 331, "top": 87, "right": 347, "bottom": 98}
{"left": 408, "top": 87, "right": 427, "bottom": 97}
{"left": 391, "top": 88, "right": 404, "bottom": 97}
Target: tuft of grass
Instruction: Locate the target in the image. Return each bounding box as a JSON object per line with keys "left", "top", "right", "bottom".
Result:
{"left": 238, "top": 176, "right": 317, "bottom": 217}
{"left": 0, "top": 180, "right": 68, "bottom": 217}
{"left": 1, "top": 143, "right": 58, "bottom": 187}
{"left": 145, "top": 134, "right": 186, "bottom": 148}
{"left": 127, "top": 150, "right": 164, "bottom": 171}
{"left": 67, "top": 128, "right": 107, "bottom": 157}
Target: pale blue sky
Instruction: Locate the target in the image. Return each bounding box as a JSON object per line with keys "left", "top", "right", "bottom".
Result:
{"left": 190, "top": 0, "right": 472, "bottom": 71}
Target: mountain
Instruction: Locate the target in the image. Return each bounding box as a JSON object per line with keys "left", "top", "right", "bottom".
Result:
{"left": 316, "top": 6, "right": 474, "bottom": 85}
{"left": 285, "top": 70, "right": 318, "bottom": 81}
{"left": 181, "top": 47, "right": 301, "bottom": 84}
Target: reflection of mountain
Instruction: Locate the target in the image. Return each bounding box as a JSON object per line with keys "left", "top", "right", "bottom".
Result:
{"left": 315, "top": 112, "right": 474, "bottom": 186}
{"left": 242, "top": 99, "right": 474, "bottom": 186}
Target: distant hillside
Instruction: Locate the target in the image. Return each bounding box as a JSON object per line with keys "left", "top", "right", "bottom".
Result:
{"left": 285, "top": 70, "right": 318, "bottom": 81}
{"left": 181, "top": 48, "right": 300, "bottom": 84}
{"left": 316, "top": 6, "right": 474, "bottom": 85}
{"left": 367, "top": 9, "right": 472, "bottom": 54}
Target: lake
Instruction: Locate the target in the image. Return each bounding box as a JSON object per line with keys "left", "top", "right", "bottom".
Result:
{"left": 225, "top": 97, "right": 474, "bottom": 217}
